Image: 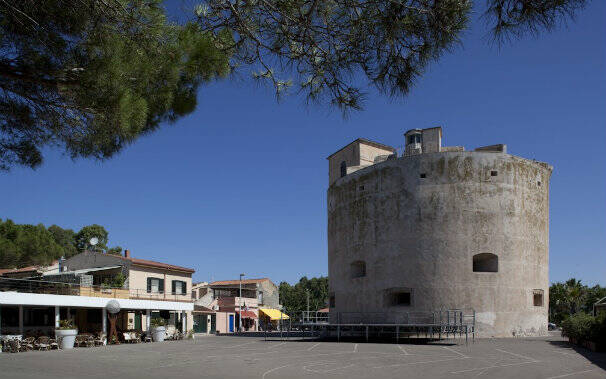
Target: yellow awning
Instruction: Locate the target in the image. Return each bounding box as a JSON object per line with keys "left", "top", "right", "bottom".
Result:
{"left": 259, "top": 308, "right": 290, "bottom": 320}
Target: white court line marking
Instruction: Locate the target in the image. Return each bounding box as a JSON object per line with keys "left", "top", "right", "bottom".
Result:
{"left": 494, "top": 348, "right": 539, "bottom": 362}
{"left": 545, "top": 369, "right": 594, "bottom": 379}
{"left": 397, "top": 345, "right": 410, "bottom": 355}
{"left": 262, "top": 364, "right": 292, "bottom": 379}
{"left": 307, "top": 342, "right": 321, "bottom": 351}
{"left": 224, "top": 341, "right": 260, "bottom": 349}
{"left": 451, "top": 360, "right": 539, "bottom": 374}
{"left": 443, "top": 346, "right": 469, "bottom": 358}
{"left": 354, "top": 344, "right": 358, "bottom": 353}
{"left": 206, "top": 348, "right": 309, "bottom": 359}
{"left": 373, "top": 356, "right": 466, "bottom": 369}
{"left": 303, "top": 362, "right": 356, "bottom": 374}
{"left": 267, "top": 342, "right": 286, "bottom": 350}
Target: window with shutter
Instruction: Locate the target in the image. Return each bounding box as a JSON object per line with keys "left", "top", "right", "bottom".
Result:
{"left": 147, "top": 278, "right": 152, "bottom": 293}
{"left": 158, "top": 279, "right": 164, "bottom": 293}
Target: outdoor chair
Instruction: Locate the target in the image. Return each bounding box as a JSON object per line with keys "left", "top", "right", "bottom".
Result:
{"left": 48, "top": 337, "right": 59, "bottom": 349}
{"left": 122, "top": 332, "right": 131, "bottom": 343}
{"left": 35, "top": 336, "right": 51, "bottom": 351}
{"left": 7, "top": 339, "right": 21, "bottom": 353}
{"left": 142, "top": 333, "right": 152, "bottom": 343}
{"left": 94, "top": 333, "right": 106, "bottom": 346}
{"left": 81, "top": 335, "right": 95, "bottom": 347}
{"left": 132, "top": 332, "right": 141, "bottom": 343}
{"left": 21, "top": 337, "right": 35, "bottom": 351}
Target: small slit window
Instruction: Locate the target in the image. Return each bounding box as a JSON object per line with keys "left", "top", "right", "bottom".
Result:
{"left": 350, "top": 261, "right": 366, "bottom": 278}
{"left": 385, "top": 288, "right": 413, "bottom": 307}
{"left": 490, "top": 170, "right": 498, "bottom": 177}
{"left": 420, "top": 173, "right": 426, "bottom": 178}
{"left": 533, "top": 290, "right": 544, "bottom": 307}
{"left": 359, "top": 185, "right": 365, "bottom": 191}
{"left": 473, "top": 253, "right": 498, "bottom": 273}
{"left": 537, "top": 181, "right": 541, "bottom": 186}
{"left": 329, "top": 294, "right": 335, "bottom": 308}
{"left": 340, "top": 161, "right": 347, "bottom": 178}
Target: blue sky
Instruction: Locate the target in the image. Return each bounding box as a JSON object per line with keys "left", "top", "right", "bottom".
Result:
{"left": 1, "top": 2, "right": 604, "bottom": 286}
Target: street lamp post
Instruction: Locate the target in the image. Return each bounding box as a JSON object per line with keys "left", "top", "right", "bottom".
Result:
{"left": 239, "top": 273, "right": 245, "bottom": 333}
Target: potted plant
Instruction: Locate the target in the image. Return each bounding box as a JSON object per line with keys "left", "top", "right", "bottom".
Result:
{"left": 150, "top": 317, "right": 166, "bottom": 342}
{"left": 55, "top": 319, "right": 78, "bottom": 349}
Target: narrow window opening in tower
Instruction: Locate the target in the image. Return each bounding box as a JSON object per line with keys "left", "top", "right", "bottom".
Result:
{"left": 340, "top": 161, "right": 347, "bottom": 178}
{"left": 420, "top": 173, "right": 426, "bottom": 178}
{"left": 393, "top": 292, "right": 411, "bottom": 306}
{"left": 473, "top": 253, "right": 498, "bottom": 272}
{"left": 533, "top": 290, "right": 544, "bottom": 306}
{"left": 359, "top": 185, "right": 365, "bottom": 191}
{"left": 350, "top": 261, "right": 366, "bottom": 278}
{"left": 491, "top": 170, "right": 498, "bottom": 177}
{"left": 329, "top": 294, "right": 336, "bottom": 308}
{"left": 537, "top": 181, "right": 541, "bottom": 186}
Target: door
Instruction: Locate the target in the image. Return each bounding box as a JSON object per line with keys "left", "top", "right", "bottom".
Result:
{"left": 210, "top": 314, "right": 216, "bottom": 333}
{"left": 229, "top": 314, "right": 234, "bottom": 332}
{"left": 193, "top": 315, "right": 207, "bottom": 333}
{"left": 135, "top": 313, "right": 142, "bottom": 331}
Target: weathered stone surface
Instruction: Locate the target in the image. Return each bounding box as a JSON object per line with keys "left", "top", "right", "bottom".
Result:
{"left": 327, "top": 150, "right": 552, "bottom": 337}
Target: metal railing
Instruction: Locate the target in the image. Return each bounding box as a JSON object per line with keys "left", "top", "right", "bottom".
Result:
{"left": 0, "top": 277, "right": 191, "bottom": 302}
{"left": 298, "top": 309, "right": 475, "bottom": 327}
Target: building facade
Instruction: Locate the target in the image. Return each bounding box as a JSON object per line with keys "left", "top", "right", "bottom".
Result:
{"left": 327, "top": 127, "right": 552, "bottom": 337}
{"left": 192, "top": 278, "right": 281, "bottom": 332}
{"left": 0, "top": 249, "right": 195, "bottom": 340}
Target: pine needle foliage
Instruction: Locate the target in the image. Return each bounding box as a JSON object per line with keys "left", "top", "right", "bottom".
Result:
{"left": 0, "top": 0, "right": 232, "bottom": 170}
{"left": 197, "top": 0, "right": 587, "bottom": 112}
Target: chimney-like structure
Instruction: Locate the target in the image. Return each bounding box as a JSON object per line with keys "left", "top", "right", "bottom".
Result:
{"left": 124, "top": 249, "right": 130, "bottom": 258}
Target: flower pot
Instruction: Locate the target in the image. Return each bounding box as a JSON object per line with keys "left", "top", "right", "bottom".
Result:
{"left": 55, "top": 329, "right": 78, "bottom": 349}
{"left": 150, "top": 326, "right": 166, "bottom": 342}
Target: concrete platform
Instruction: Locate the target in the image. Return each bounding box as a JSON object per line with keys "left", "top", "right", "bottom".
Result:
{"left": 1, "top": 334, "right": 605, "bottom": 379}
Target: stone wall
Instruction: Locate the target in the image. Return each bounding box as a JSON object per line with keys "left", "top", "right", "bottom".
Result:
{"left": 327, "top": 151, "right": 552, "bottom": 337}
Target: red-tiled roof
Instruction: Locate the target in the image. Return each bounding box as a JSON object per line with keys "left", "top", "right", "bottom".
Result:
{"left": 318, "top": 308, "right": 329, "bottom": 313}
{"left": 0, "top": 260, "right": 58, "bottom": 275}
{"left": 193, "top": 305, "right": 215, "bottom": 313}
{"left": 125, "top": 257, "right": 195, "bottom": 273}
{"left": 210, "top": 278, "right": 269, "bottom": 286}
{"left": 237, "top": 310, "right": 258, "bottom": 319}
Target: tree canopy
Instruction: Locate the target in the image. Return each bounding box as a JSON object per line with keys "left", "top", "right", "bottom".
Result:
{"left": 0, "top": 0, "right": 588, "bottom": 170}
{"left": 0, "top": 219, "right": 122, "bottom": 269}
{"left": 0, "top": 0, "right": 231, "bottom": 170}
{"left": 279, "top": 276, "right": 329, "bottom": 315}
{"left": 549, "top": 278, "right": 606, "bottom": 324}
{"left": 197, "top": 0, "right": 588, "bottom": 110}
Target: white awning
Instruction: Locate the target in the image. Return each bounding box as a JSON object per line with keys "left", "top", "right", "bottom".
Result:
{"left": 0, "top": 292, "right": 193, "bottom": 311}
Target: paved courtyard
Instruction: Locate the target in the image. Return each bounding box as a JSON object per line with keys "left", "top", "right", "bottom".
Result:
{"left": 1, "top": 335, "right": 605, "bottom": 379}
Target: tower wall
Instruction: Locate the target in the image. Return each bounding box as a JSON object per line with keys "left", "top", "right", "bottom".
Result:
{"left": 327, "top": 151, "right": 552, "bottom": 337}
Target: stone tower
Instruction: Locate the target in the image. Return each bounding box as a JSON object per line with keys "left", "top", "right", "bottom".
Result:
{"left": 327, "top": 127, "right": 552, "bottom": 337}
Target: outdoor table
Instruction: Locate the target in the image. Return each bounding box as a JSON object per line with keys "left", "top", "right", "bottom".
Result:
{"left": 1, "top": 335, "right": 22, "bottom": 352}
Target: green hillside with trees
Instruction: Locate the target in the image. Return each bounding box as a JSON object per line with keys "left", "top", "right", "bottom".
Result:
{"left": 0, "top": 219, "right": 121, "bottom": 269}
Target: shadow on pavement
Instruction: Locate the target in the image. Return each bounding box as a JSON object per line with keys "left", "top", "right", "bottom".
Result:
{"left": 548, "top": 340, "right": 606, "bottom": 371}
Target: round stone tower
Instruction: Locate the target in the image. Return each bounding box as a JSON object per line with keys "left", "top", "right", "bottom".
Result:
{"left": 327, "top": 127, "right": 552, "bottom": 337}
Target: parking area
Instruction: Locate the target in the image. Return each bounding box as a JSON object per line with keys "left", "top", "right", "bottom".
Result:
{"left": 1, "top": 334, "right": 604, "bottom": 379}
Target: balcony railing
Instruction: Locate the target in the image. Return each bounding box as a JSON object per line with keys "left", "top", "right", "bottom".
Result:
{"left": 129, "top": 289, "right": 192, "bottom": 302}
{"left": 0, "top": 277, "right": 190, "bottom": 302}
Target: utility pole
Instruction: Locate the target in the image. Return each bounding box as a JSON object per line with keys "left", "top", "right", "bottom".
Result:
{"left": 306, "top": 289, "right": 310, "bottom": 323}
{"left": 239, "top": 273, "right": 245, "bottom": 333}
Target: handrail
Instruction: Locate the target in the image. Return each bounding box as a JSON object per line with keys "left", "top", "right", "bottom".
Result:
{"left": 0, "top": 277, "right": 191, "bottom": 302}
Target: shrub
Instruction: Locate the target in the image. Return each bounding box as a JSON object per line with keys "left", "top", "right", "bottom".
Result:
{"left": 57, "top": 319, "right": 75, "bottom": 330}
{"left": 150, "top": 317, "right": 166, "bottom": 327}
{"left": 561, "top": 312, "right": 606, "bottom": 343}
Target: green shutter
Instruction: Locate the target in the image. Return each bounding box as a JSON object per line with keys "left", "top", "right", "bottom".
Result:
{"left": 172, "top": 280, "right": 176, "bottom": 295}
{"left": 182, "top": 281, "right": 187, "bottom": 295}
{"left": 159, "top": 279, "right": 164, "bottom": 293}
{"left": 147, "top": 278, "right": 151, "bottom": 293}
